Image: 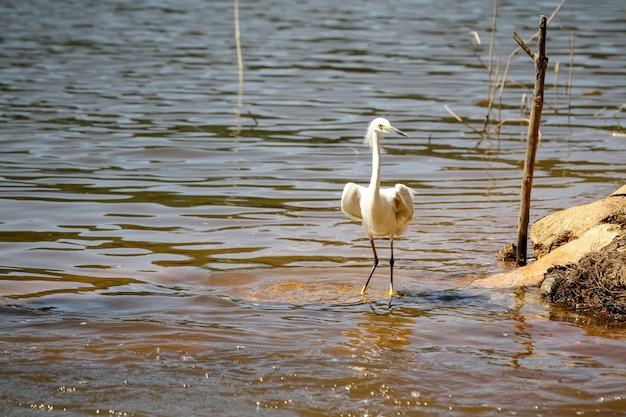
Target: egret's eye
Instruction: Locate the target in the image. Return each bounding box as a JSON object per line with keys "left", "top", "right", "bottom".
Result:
{"left": 378, "top": 124, "right": 384, "bottom": 130}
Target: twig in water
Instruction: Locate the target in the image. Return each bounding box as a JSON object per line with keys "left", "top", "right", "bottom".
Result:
{"left": 612, "top": 104, "right": 625, "bottom": 131}
{"left": 470, "top": 30, "right": 481, "bottom": 45}
{"left": 593, "top": 107, "right": 607, "bottom": 118}
{"left": 247, "top": 110, "right": 258, "bottom": 127}
{"left": 553, "top": 61, "right": 560, "bottom": 99}
{"left": 444, "top": 105, "right": 486, "bottom": 136}
{"left": 469, "top": 30, "right": 488, "bottom": 69}
{"left": 234, "top": 0, "right": 243, "bottom": 109}
{"left": 488, "top": 0, "right": 498, "bottom": 77}
{"left": 567, "top": 32, "right": 575, "bottom": 119}
{"left": 483, "top": 57, "right": 501, "bottom": 131}
{"left": 520, "top": 93, "right": 529, "bottom": 116}
{"left": 444, "top": 104, "right": 464, "bottom": 123}
{"left": 232, "top": 0, "right": 245, "bottom": 137}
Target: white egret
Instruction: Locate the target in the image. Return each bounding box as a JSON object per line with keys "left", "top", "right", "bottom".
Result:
{"left": 341, "top": 118, "right": 415, "bottom": 300}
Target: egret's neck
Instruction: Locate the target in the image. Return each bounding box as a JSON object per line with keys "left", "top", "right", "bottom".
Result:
{"left": 369, "top": 132, "right": 382, "bottom": 193}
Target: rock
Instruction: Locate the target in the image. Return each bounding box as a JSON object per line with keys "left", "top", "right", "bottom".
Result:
{"left": 539, "top": 275, "right": 557, "bottom": 295}
{"left": 530, "top": 184, "right": 626, "bottom": 258}
{"left": 472, "top": 185, "right": 626, "bottom": 289}
{"left": 497, "top": 243, "right": 516, "bottom": 262}
{"left": 473, "top": 223, "right": 622, "bottom": 288}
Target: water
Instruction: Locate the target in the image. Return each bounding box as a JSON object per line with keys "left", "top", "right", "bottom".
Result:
{"left": 1, "top": 0, "right": 626, "bottom": 415}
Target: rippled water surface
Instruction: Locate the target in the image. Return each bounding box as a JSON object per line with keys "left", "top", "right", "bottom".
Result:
{"left": 2, "top": 0, "right": 626, "bottom": 415}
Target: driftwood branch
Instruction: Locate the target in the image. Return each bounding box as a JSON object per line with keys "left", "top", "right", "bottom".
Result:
{"left": 444, "top": 105, "right": 485, "bottom": 136}
{"left": 516, "top": 15, "right": 549, "bottom": 267}
{"left": 512, "top": 32, "right": 535, "bottom": 60}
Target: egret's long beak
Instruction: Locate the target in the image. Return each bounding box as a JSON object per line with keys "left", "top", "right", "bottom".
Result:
{"left": 387, "top": 125, "right": 408, "bottom": 137}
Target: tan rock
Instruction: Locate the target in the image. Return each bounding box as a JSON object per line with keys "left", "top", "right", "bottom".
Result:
{"left": 472, "top": 185, "right": 626, "bottom": 289}
{"left": 530, "top": 184, "right": 626, "bottom": 259}
{"left": 473, "top": 223, "right": 622, "bottom": 288}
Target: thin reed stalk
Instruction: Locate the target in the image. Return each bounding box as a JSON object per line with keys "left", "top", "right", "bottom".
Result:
{"left": 487, "top": 0, "right": 498, "bottom": 92}
{"left": 235, "top": 0, "right": 243, "bottom": 109}
{"left": 232, "top": 0, "right": 244, "bottom": 136}
{"left": 567, "top": 32, "right": 575, "bottom": 119}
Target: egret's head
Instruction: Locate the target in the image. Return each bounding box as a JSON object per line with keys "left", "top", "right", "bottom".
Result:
{"left": 364, "top": 117, "right": 408, "bottom": 147}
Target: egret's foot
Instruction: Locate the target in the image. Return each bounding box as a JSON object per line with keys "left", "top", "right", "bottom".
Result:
{"left": 388, "top": 284, "right": 395, "bottom": 299}
{"left": 360, "top": 287, "right": 368, "bottom": 296}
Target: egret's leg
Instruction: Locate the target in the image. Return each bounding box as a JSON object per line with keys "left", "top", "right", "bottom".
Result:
{"left": 388, "top": 239, "right": 395, "bottom": 299}
{"left": 361, "top": 238, "right": 378, "bottom": 295}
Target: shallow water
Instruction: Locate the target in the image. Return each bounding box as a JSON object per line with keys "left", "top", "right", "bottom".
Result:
{"left": 1, "top": 0, "right": 626, "bottom": 415}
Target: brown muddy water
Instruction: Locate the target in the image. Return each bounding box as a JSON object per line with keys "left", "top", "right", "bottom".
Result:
{"left": 1, "top": 0, "right": 626, "bottom": 415}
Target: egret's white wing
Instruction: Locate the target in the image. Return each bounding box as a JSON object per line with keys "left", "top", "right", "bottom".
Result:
{"left": 341, "top": 182, "right": 363, "bottom": 221}
{"left": 393, "top": 184, "right": 415, "bottom": 233}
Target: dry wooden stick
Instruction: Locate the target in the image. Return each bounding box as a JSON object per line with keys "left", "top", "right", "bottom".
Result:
{"left": 444, "top": 105, "right": 486, "bottom": 136}
{"left": 512, "top": 32, "right": 535, "bottom": 59}
{"left": 514, "top": 15, "right": 549, "bottom": 267}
